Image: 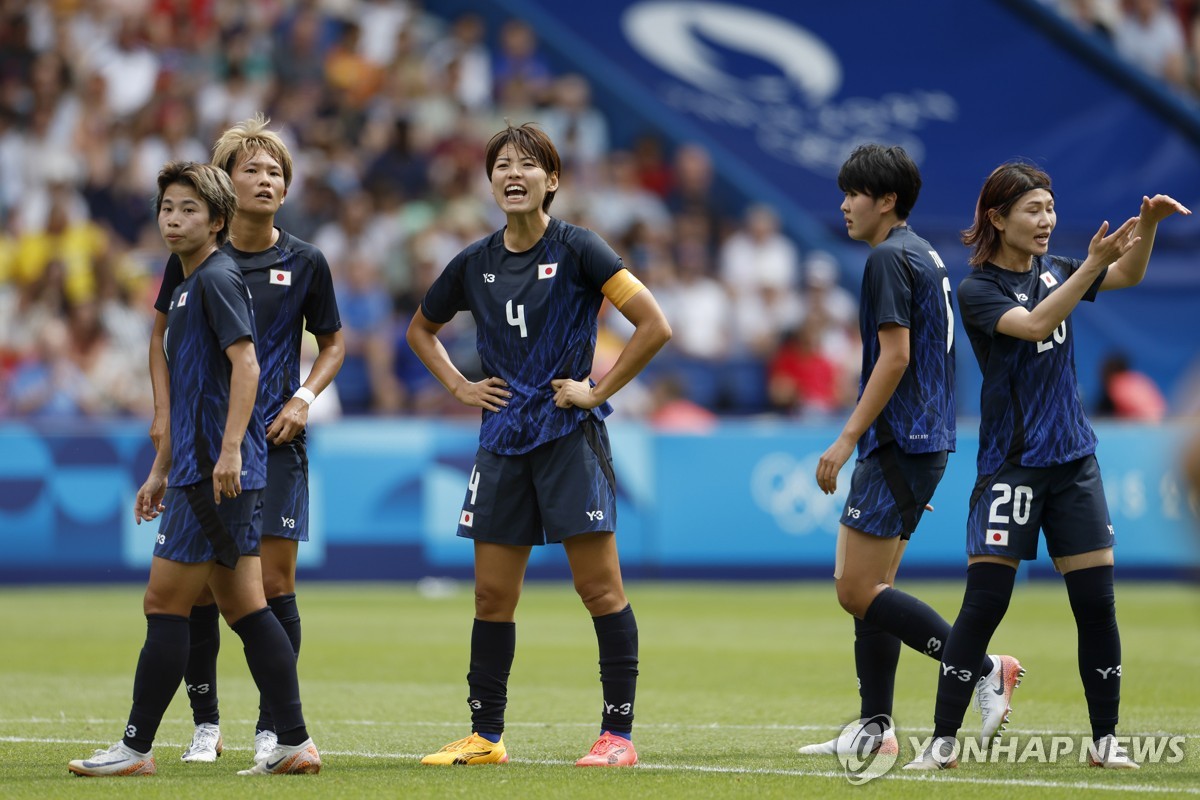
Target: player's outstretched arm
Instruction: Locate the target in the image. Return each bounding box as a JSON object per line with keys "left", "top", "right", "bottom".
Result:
{"left": 406, "top": 307, "right": 511, "bottom": 412}
{"left": 996, "top": 217, "right": 1138, "bottom": 342}
{"left": 1102, "top": 195, "right": 1191, "bottom": 291}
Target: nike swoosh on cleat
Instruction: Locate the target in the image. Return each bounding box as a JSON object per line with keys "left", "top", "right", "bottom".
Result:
{"left": 992, "top": 685, "right": 1007, "bottom": 696}
{"left": 453, "top": 750, "right": 492, "bottom": 762}
{"left": 266, "top": 756, "right": 288, "bottom": 771}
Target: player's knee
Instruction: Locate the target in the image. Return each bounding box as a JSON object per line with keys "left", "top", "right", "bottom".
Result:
{"left": 834, "top": 580, "right": 871, "bottom": 618}
{"left": 574, "top": 580, "right": 624, "bottom": 616}
{"left": 474, "top": 584, "right": 518, "bottom": 620}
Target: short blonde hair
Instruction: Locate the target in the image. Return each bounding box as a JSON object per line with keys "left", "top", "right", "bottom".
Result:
{"left": 211, "top": 113, "right": 294, "bottom": 188}
{"left": 155, "top": 161, "right": 238, "bottom": 246}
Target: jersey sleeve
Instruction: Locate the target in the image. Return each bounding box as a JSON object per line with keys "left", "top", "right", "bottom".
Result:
{"left": 576, "top": 227, "right": 625, "bottom": 289}
{"left": 153, "top": 255, "right": 184, "bottom": 314}
{"left": 420, "top": 252, "right": 468, "bottom": 324}
{"left": 957, "top": 273, "right": 1015, "bottom": 338}
{"left": 302, "top": 249, "right": 343, "bottom": 335}
{"left": 201, "top": 265, "right": 256, "bottom": 351}
{"left": 1060, "top": 256, "right": 1107, "bottom": 303}
{"left": 864, "top": 246, "right": 912, "bottom": 329}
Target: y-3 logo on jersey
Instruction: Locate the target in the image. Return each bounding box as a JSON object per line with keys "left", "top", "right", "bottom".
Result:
{"left": 483, "top": 274, "right": 495, "bottom": 283}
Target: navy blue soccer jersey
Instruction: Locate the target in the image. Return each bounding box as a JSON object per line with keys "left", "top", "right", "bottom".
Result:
{"left": 856, "top": 225, "right": 956, "bottom": 457}
{"left": 421, "top": 218, "right": 620, "bottom": 455}
{"left": 156, "top": 230, "right": 341, "bottom": 437}
{"left": 957, "top": 254, "right": 1106, "bottom": 473}
{"left": 163, "top": 251, "right": 266, "bottom": 490}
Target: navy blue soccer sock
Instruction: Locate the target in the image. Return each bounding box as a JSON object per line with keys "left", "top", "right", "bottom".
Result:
{"left": 468, "top": 619, "right": 515, "bottom": 738}
{"left": 1064, "top": 565, "right": 1121, "bottom": 741}
{"left": 184, "top": 603, "right": 221, "bottom": 726}
{"left": 124, "top": 614, "right": 189, "bottom": 753}
{"left": 256, "top": 593, "right": 302, "bottom": 733}
{"left": 594, "top": 604, "right": 638, "bottom": 738}
{"left": 932, "top": 563, "right": 1016, "bottom": 739}
{"left": 853, "top": 616, "right": 901, "bottom": 720}
{"left": 231, "top": 607, "right": 308, "bottom": 746}
{"left": 864, "top": 587, "right": 997, "bottom": 679}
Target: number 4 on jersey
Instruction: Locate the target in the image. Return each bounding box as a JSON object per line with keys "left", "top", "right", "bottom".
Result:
{"left": 506, "top": 300, "right": 527, "bottom": 338}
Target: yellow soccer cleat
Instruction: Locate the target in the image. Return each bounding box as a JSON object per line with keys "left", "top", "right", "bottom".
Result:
{"left": 421, "top": 733, "right": 508, "bottom": 765}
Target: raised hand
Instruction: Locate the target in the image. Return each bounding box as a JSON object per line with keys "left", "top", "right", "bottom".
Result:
{"left": 1086, "top": 216, "right": 1140, "bottom": 267}
{"left": 1139, "top": 194, "right": 1192, "bottom": 224}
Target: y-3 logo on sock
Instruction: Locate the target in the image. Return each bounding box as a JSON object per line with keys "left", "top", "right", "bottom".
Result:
{"left": 941, "top": 663, "right": 975, "bottom": 682}
{"left": 468, "top": 699, "right": 482, "bottom": 710}
{"left": 604, "top": 701, "right": 632, "bottom": 716}
{"left": 1095, "top": 665, "right": 1122, "bottom": 679}
{"left": 187, "top": 683, "right": 211, "bottom": 695}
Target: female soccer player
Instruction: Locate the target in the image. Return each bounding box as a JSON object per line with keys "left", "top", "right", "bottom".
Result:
{"left": 800, "top": 144, "right": 1018, "bottom": 759}
{"left": 148, "top": 116, "right": 343, "bottom": 765}
{"left": 69, "top": 162, "right": 320, "bottom": 777}
{"left": 407, "top": 123, "right": 671, "bottom": 767}
{"left": 904, "top": 162, "right": 1188, "bottom": 770}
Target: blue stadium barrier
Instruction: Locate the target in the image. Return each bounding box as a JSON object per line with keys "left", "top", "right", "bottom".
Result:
{"left": 1, "top": 419, "right": 1196, "bottom": 583}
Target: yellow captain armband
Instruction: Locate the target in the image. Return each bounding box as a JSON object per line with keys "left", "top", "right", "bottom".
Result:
{"left": 601, "top": 269, "right": 645, "bottom": 310}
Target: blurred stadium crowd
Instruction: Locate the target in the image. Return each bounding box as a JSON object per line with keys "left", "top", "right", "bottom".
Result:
{"left": 0, "top": 0, "right": 1186, "bottom": 424}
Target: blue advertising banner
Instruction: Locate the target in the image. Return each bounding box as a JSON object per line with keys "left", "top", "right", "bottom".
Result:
{"left": 1, "top": 420, "right": 1196, "bottom": 582}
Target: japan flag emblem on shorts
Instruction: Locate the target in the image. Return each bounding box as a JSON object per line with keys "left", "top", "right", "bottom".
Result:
{"left": 270, "top": 270, "right": 292, "bottom": 286}
{"left": 987, "top": 529, "right": 1009, "bottom": 546}
{"left": 538, "top": 263, "right": 558, "bottom": 280}
{"left": 459, "top": 510, "right": 474, "bottom": 527}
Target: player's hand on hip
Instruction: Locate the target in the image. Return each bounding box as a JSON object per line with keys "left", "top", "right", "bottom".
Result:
{"left": 455, "top": 376, "right": 510, "bottom": 412}
{"left": 551, "top": 378, "right": 599, "bottom": 409}
{"left": 268, "top": 397, "right": 309, "bottom": 445}
{"left": 816, "top": 437, "right": 855, "bottom": 495}
{"left": 1140, "top": 194, "right": 1191, "bottom": 224}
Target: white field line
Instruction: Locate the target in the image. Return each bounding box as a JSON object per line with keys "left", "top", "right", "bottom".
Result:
{"left": 6, "top": 734, "right": 1198, "bottom": 795}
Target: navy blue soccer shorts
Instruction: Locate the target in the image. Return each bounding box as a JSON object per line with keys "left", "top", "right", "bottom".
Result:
{"left": 457, "top": 417, "right": 617, "bottom": 546}
{"left": 840, "top": 444, "right": 948, "bottom": 540}
{"left": 155, "top": 484, "right": 263, "bottom": 568}
{"left": 967, "top": 454, "right": 1114, "bottom": 561}
{"left": 260, "top": 440, "right": 309, "bottom": 542}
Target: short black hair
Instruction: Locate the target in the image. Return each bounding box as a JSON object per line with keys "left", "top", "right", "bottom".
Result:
{"left": 837, "top": 144, "right": 922, "bottom": 220}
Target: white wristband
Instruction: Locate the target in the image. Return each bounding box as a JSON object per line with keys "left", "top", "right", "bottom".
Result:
{"left": 293, "top": 387, "right": 316, "bottom": 406}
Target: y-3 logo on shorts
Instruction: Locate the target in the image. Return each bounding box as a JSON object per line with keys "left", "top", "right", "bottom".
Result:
{"left": 586, "top": 510, "right": 605, "bottom": 522}
{"left": 156, "top": 533, "right": 165, "bottom": 545}
{"left": 845, "top": 506, "right": 861, "bottom": 519}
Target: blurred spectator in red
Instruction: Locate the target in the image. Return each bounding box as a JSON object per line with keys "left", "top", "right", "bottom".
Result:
{"left": 632, "top": 132, "right": 673, "bottom": 199}
{"left": 1096, "top": 352, "right": 1167, "bottom": 421}
{"left": 767, "top": 316, "right": 848, "bottom": 418}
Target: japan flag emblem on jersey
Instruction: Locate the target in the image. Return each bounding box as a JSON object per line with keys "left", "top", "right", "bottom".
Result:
{"left": 1040, "top": 271, "right": 1058, "bottom": 288}
{"left": 987, "top": 529, "right": 1009, "bottom": 546}
{"left": 270, "top": 270, "right": 292, "bottom": 286}
{"left": 459, "top": 510, "right": 474, "bottom": 527}
{"left": 538, "top": 262, "right": 558, "bottom": 280}
{"left": 176, "top": 291, "right": 188, "bottom": 307}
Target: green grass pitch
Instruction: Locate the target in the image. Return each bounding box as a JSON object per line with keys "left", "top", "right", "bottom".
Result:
{"left": 2, "top": 580, "right": 1198, "bottom": 798}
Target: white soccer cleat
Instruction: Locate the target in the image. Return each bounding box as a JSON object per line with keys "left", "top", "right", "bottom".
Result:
{"left": 902, "top": 736, "right": 959, "bottom": 771}
{"left": 238, "top": 737, "right": 321, "bottom": 775}
{"left": 973, "top": 654, "right": 1024, "bottom": 746}
{"left": 68, "top": 741, "right": 156, "bottom": 777}
{"left": 1088, "top": 734, "right": 1140, "bottom": 770}
{"left": 798, "top": 726, "right": 897, "bottom": 756}
{"left": 253, "top": 729, "right": 279, "bottom": 764}
{"left": 180, "top": 723, "right": 223, "bottom": 762}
